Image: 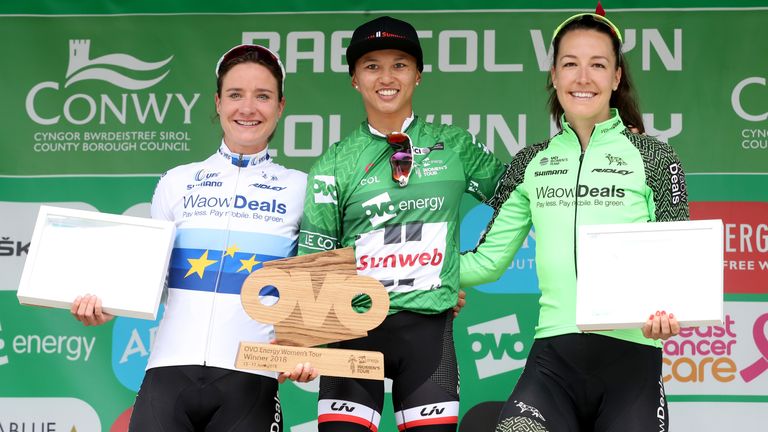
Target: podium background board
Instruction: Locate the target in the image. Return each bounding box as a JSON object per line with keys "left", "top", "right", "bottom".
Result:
{"left": 17, "top": 206, "right": 175, "bottom": 320}
{"left": 0, "top": 2, "right": 766, "bottom": 431}
{"left": 576, "top": 220, "right": 724, "bottom": 331}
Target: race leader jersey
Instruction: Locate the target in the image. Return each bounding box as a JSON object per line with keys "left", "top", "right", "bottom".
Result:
{"left": 148, "top": 142, "right": 306, "bottom": 377}
{"left": 299, "top": 117, "right": 504, "bottom": 315}
{"left": 461, "top": 110, "right": 689, "bottom": 347}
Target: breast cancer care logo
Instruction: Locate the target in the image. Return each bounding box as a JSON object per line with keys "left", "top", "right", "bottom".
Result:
{"left": 64, "top": 39, "right": 172, "bottom": 90}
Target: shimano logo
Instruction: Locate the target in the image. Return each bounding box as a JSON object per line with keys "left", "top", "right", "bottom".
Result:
{"left": 186, "top": 180, "right": 223, "bottom": 190}
{"left": 362, "top": 192, "right": 397, "bottom": 226}
{"left": 535, "top": 185, "right": 625, "bottom": 199}
{"left": 313, "top": 175, "right": 337, "bottom": 204}
{"left": 592, "top": 168, "right": 633, "bottom": 175}
{"left": 250, "top": 183, "right": 286, "bottom": 191}
{"left": 534, "top": 169, "right": 568, "bottom": 177}
{"left": 467, "top": 314, "right": 526, "bottom": 379}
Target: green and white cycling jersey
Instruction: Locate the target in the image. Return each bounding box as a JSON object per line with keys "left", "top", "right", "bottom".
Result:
{"left": 461, "top": 109, "right": 690, "bottom": 347}
{"left": 299, "top": 116, "right": 504, "bottom": 315}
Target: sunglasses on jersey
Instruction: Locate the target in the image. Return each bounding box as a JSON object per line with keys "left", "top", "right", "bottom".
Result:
{"left": 386, "top": 132, "right": 413, "bottom": 188}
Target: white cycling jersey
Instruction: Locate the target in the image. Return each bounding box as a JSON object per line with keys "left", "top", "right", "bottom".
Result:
{"left": 148, "top": 141, "right": 306, "bottom": 378}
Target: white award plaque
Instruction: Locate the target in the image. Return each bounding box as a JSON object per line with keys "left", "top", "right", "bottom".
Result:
{"left": 17, "top": 205, "right": 175, "bottom": 320}
{"left": 576, "top": 219, "right": 723, "bottom": 331}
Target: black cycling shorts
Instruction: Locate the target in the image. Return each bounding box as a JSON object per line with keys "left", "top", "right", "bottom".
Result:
{"left": 494, "top": 333, "right": 668, "bottom": 432}
{"left": 128, "top": 365, "right": 282, "bottom": 432}
{"left": 318, "top": 310, "right": 459, "bottom": 432}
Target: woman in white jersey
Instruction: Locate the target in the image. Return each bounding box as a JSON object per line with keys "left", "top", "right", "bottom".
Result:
{"left": 72, "top": 44, "right": 317, "bottom": 431}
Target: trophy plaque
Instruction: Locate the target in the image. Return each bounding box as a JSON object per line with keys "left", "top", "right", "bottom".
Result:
{"left": 236, "top": 247, "right": 389, "bottom": 379}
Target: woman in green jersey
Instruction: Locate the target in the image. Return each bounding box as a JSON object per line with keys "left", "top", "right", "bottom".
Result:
{"left": 461, "top": 9, "right": 687, "bottom": 432}
{"left": 299, "top": 15, "right": 505, "bottom": 432}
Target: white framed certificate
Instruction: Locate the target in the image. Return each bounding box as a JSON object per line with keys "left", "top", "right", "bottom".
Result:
{"left": 17, "top": 205, "right": 175, "bottom": 320}
{"left": 576, "top": 219, "right": 723, "bottom": 331}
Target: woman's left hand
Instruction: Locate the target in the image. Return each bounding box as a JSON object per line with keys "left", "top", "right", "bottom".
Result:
{"left": 278, "top": 362, "right": 319, "bottom": 384}
{"left": 642, "top": 311, "right": 680, "bottom": 340}
{"left": 453, "top": 289, "right": 467, "bottom": 318}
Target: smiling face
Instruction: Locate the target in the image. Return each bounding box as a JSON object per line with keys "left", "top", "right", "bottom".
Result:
{"left": 215, "top": 62, "right": 285, "bottom": 155}
{"left": 551, "top": 28, "right": 622, "bottom": 131}
{"left": 351, "top": 49, "right": 421, "bottom": 131}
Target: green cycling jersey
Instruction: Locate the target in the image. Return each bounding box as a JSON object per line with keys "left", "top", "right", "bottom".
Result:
{"left": 461, "top": 109, "right": 690, "bottom": 347}
{"left": 300, "top": 116, "right": 504, "bottom": 314}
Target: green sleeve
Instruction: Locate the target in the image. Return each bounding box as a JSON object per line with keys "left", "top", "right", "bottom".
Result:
{"left": 453, "top": 128, "right": 505, "bottom": 203}
{"left": 298, "top": 144, "right": 343, "bottom": 255}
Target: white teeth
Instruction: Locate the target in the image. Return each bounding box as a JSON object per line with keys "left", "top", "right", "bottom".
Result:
{"left": 236, "top": 120, "right": 260, "bottom": 126}
{"left": 571, "top": 92, "right": 595, "bottom": 98}
{"left": 378, "top": 89, "right": 398, "bottom": 96}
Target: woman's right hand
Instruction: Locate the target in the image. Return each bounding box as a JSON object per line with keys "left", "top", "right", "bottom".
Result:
{"left": 71, "top": 294, "right": 115, "bottom": 326}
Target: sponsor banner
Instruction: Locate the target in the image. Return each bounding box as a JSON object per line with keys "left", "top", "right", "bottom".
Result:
{"left": 663, "top": 301, "right": 768, "bottom": 395}
{"left": 0, "top": 397, "right": 101, "bottom": 432}
{"left": 1, "top": 10, "right": 767, "bottom": 175}
{"left": 691, "top": 201, "right": 768, "bottom": 294}
{"left": 669, "top": 401, "right": 768, "bottom": 431}
{"left": 0, "top": 201, "right": 97, "bottom": 291}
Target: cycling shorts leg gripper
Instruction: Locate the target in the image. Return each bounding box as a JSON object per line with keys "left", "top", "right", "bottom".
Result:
{"left": 318, "top": 375, "right": 384, "bottom": 432}
{"left": 393, "top": 312, "right": 459, "bottom": 431}
{"left": 495, "top": 417, "right": 549, "bottom": 432}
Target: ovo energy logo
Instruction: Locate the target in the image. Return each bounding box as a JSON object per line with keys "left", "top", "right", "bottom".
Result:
{"left": 313, "top": 175, "right": 338, "bottom": 204}
{"left": 362, "top": 192, "right": 397, "bottom": 227}
{"left": 0, "top": 321, "right": 9, "bottom": 366}
{"left": 467, "top": 314, "right": 527, "bottom": 379}
{"left": 26, "top": 39, "right": 199, "bottom": 126}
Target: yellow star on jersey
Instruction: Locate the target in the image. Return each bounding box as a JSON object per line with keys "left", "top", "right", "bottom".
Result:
{"left": 185, "top": 250, "right": 218, "bottom": 279}
{"left": 223, "top": 244, "right": 240, "bottom": 258}
{"left": 237, "top": 255, "right": 260, "bottom": 273}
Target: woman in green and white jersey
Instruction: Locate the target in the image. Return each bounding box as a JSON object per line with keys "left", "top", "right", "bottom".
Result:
{"left": 299, "top": 16, "right": 505, "bottom": 432}
{"left": 461, "top": 10, "right": 688, "bottom": 432}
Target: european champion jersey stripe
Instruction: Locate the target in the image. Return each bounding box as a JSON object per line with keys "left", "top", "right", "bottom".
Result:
{"left": 168, "top": 228, "right": 293, "bottom": 294}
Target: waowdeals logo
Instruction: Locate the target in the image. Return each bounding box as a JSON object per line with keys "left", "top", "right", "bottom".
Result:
{"left": 459, "top": 204, "right": 539, "bottom": 294}
{"left": 690, "top": 202, "right": 768, "bottom": 294}
{"left": 25, "top": 40, "right": 200, "bottom": 158}
{"left": 663, "top": 302, "right": 768, "bottom": 395}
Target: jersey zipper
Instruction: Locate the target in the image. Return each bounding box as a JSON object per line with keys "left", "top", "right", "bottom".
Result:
{"left": 203, "top": 152, "right": 244, "bottom": 365}
{"left": 573, "top": 127, "right": 596, "bottom": 278}
{"left": 573, "top": 151, "right": 585, "bottom": 278}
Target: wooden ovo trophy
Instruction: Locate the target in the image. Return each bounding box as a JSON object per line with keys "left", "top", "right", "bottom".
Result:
{"left": 236, "top": 247, "right": 389, "bottom": 379}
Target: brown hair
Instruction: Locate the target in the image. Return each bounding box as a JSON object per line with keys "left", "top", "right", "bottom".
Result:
{"left": 547, "top": 15, "right": 644, "bottom": 133}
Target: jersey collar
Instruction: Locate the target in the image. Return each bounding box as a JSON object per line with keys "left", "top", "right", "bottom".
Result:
{"left": 367, "top": 112, "right": 416, "bottom": 137}
{"left": 216, "top": 140, "right": 272, "bottom": 168}
{"left": 560, "top": 108, "right": 625, "bottom": 147}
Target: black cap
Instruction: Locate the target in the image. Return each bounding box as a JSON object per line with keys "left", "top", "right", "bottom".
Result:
{"left": 346, "top": 16, "right": 424, "bottom": 76}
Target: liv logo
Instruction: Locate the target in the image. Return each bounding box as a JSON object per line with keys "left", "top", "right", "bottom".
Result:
{"left": 26, "top": 40, "right": 199, "bottom": 126}
{"left": 362, "top": 192, "right": 396, "bottom": 227}
{"left": 467, "top": 314, "right": 527, "bottom": 379}
{"left": 65, "top": 39, "right": 172, "bottom": 90}
{"left": 0, "top": 321, "right": 8, "bottom": 366}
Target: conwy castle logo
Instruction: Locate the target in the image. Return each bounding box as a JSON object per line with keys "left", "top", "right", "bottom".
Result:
{"left": 64, "top": 39, "right": 173, "bottom": 90}
{"left": 26, "top": 40, "right": 198, "bottom": 126}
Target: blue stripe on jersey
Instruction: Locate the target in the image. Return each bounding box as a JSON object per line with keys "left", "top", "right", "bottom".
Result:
{"left": 167, "top": 226, "right": 293, "bottom": 294}
{"left": 173, "top": 228, "right": 296, "bottom": 258}
{"left": 168, "top": 248, "right": 284, "bottom": 294}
